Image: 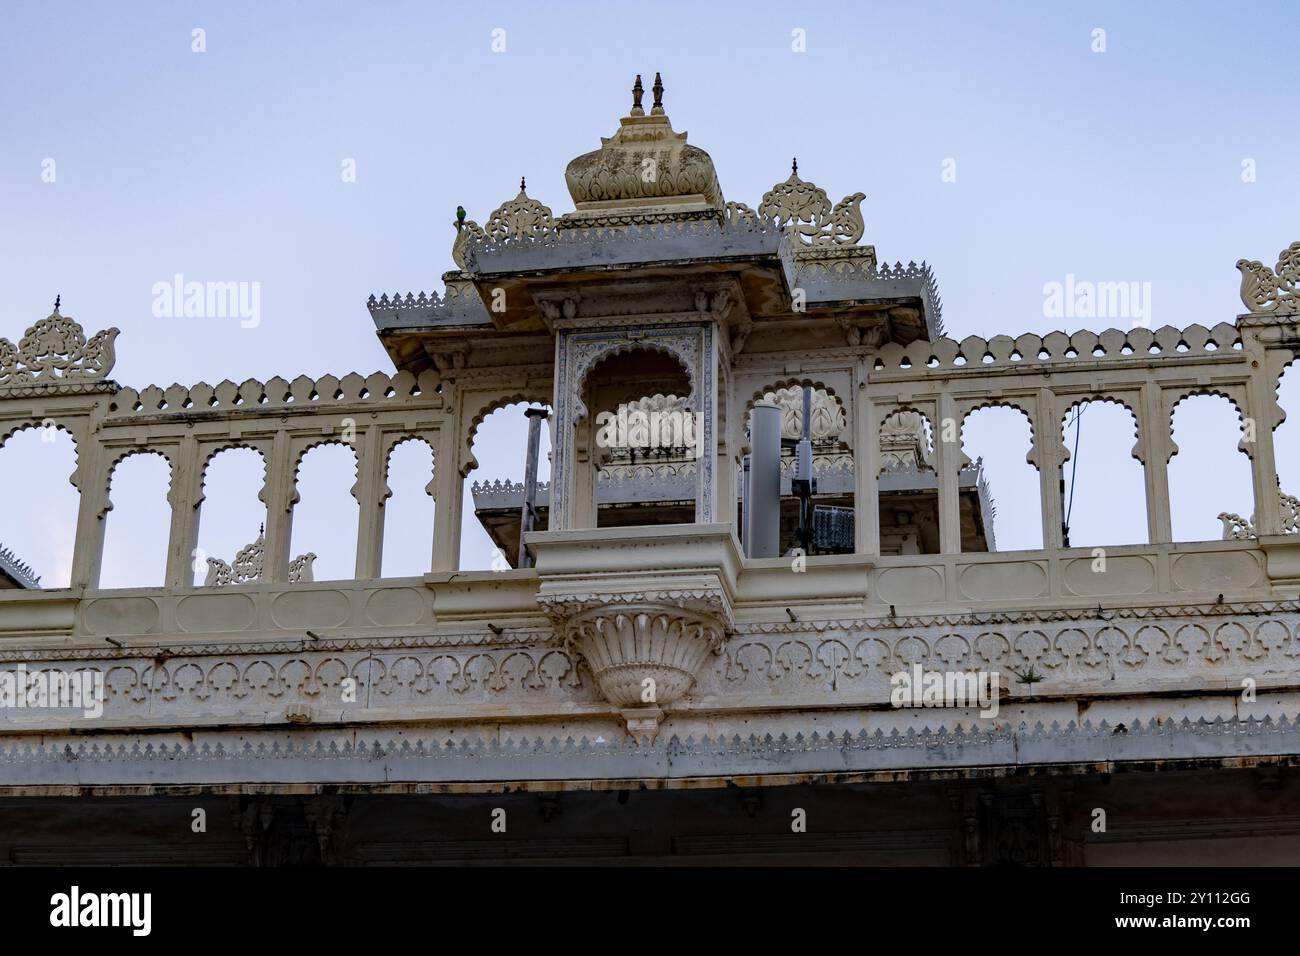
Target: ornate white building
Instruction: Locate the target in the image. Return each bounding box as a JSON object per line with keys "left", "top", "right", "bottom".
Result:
{"left": 2, "top": 76, "right": 1299, "bottom": 865}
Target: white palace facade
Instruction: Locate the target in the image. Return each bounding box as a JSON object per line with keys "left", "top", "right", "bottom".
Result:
{"left": 2, "top": 77, "right": 1300, "bottom": 864}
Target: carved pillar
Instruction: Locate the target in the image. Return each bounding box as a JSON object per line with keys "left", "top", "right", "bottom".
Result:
{"left": 1036, "top": 389, "right": 1064, "bottom": 550}
{"left": 1244, "top": 335, "right": 1283, "bottom": 536}
{"left": 854, "top": 360, "right": 880, "bottom": 554}
{"left": 695, "top": 322, "right": 718, "bottom": 523}
{"left": 432, "top": 421, "right": 462, "bottom": 572}
{"left": 353, "top": 425, "right": 387, "bottom": 579}
{"left": 935, "top": 392, "right": 962, "bottom": 554}
{"left": 163, "top": 435, "right": 203, "bottom": 589}
{"left": 1139, "top": 382, "right": 1173, "bottom": 543}
{"left": 261, "top": 430, "right": 296, "bottom": 583}
{"left": 69, "top": 435, "right": 109, "bottom": 590}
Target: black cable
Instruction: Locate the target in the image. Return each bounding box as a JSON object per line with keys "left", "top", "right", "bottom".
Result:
{"left": 1065, "top": 402, "right": 1087, "bottom": 532}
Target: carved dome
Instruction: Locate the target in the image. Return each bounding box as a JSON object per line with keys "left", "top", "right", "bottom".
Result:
{"left": 562, "top": 74, "right": 723, "bottom": 224}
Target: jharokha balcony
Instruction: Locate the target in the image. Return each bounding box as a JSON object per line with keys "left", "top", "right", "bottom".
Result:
{"left": 1, "top": 74, "right": 1299, "bottom": 867}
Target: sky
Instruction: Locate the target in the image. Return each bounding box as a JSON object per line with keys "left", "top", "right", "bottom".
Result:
{"left": 1, "top": 0, "right": 1298, "bottom": 585}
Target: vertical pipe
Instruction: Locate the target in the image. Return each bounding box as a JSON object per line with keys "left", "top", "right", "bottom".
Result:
{"left": 518, "top": 407, "right": 548, "bottom": 568}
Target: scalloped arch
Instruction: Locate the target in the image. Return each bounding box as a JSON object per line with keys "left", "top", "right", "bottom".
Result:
{"left": 198, "top": 442, "right": 269, "bottom": 506}
{"left": 960, "top": 402, "right": 1038, "bottom": 472}
{"left": 1167, "top": 388, "right": 1250, "bottom": 463}
{"left": 0, "top": 420, "right": 82, "bottom": 490}
{"left": 575, "top": 341, "right": 696, "bottom": 418}
{"left": 1058, "top": 396, "right": 1143, "bottom": 465}
{"left": 464, "top": 393, "right": 552, "bottom": 478}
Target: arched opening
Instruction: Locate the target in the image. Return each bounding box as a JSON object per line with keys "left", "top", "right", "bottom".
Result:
{"left": 0, "top": 425, "right": 79, "bottom": 589}
{"left": 1169, "top": 395, "right": 1252, "bottom": 542}
{"left": 381, "top": 438, "right": 435, "bottom": 577}
{"left": 463, "top": 402, "right": 552, "bottom": 570}
{"left": 194, "top": 447, "right": 266, "bottom": 585}
{"left": 1060, "top": 400, "right": 1147, "bottom": 547}
{"left": 961, "top": 406, "right": 1041, "bottom": 552}
{"left": 1276, "top": 363, "right": 1300, "bottom": 496}
{"left": 100, "top": 452, "right": 172, "bottom": 588}
{"left": 583, "top": 347, "right": 694, "bottom": 531}
{"left": 877, "top": 408, "right": 940, "bottom": 555}
{"left": 291, "top": 443, "right": 359, "bottom": 581}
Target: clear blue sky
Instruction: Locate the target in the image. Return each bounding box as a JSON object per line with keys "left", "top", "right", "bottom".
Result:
{"left": 2, "top": 1, "right": 1298, "bottom": 584}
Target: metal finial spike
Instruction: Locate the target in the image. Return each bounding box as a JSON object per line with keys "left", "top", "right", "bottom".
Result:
{"left": 53, "top": 294, "right": 60, "bottom": 313}
{"left": 258, "top": 522, "right": 264, "bottom": 536}
{"left": 792, "top": 158, "right": 798, "bottom": 176}
{"left": 652, "top": 72, "right": 664, "bottom": 113}
{"left": 520, "top": 176, "right": 526, "bottom": 193}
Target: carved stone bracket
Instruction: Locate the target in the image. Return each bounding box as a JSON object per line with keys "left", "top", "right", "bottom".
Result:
{"left": 530, "top": 526, "right": 740, "bottom": 739}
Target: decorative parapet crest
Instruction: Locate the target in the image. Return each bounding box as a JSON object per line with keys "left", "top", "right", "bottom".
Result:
{"left": 0, "top": 543, "right": 40, "bottom": 588}
{"left": 757, "top": 160, "right": 865, "bottom": 246}
{"left": 1219, "top": 486, "right": 1300, "bottom": 539}
{"left": 203, "top": 531, "right": 316, "bottom": 586}
{"left": 0, "top": 307, "right": 118, "bottom": 391}
{"left": 1238, "top": 241, "right": 1300, "bottom": 316}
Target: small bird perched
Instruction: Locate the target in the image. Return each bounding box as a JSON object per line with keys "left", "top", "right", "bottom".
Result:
{"left": 455, "top": 205, "right": 467, "bottom": 231}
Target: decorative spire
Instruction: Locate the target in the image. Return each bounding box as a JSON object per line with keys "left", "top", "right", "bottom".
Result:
{"left": 791, "top": 158, "right": 798, "bottom": 177}
{"left": 53, "top": 294, "right": 60, "bottom": 314}
{"left": 651, "top": 72, "right": 664, "bottom": 114}
{"left": 520, "top": 176, "right": 527, "bottom": 193}
{"left": 631, "top": 74, "right": 644, "bottom": 116}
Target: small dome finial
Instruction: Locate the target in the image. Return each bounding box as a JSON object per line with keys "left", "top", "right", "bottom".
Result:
{"left": 791, "top": 157, "right": 798, "bottom": 177}
{"left": 651, "top": 72, "right": 664, "bottom": 114}
{"left": 53, "top": 294, "right": 60, "bottom": 314}
{"left": 631, "top": 74, "right": 644, "bottom": 116}
{"left": 520, "top": 176, "right": 527, "bottom": 193}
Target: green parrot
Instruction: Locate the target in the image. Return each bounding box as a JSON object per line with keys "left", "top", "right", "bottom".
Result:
{"left": 455, "top": 205, "right": 466, "bottom": 231}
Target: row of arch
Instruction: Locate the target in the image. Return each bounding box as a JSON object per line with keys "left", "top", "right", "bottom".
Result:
{"left": 2, "top": 361, "right": 1296, "bottom": 587}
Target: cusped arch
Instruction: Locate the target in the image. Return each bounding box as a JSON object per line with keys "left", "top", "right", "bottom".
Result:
{"left": 0, "top": 419, "right": 83, "bottom": 490}
{"left": 743, "top": 377, "right": 852, "bottom": 452}
{"left": 960, "top": 401, "right": 1038, "bottom": 471}
{"left": 1167, "top": 388, "right": 1250, "bottom": 462}
{"left": 1059, "top": 396, "right": 1143, "bottom": 465}
{"left": 198, "top": 442, "right": 269, "bottom": 507}
{"left": 463, "top": 393, "right": 552, "bottom": 477}
{"left": 383, "top": 434, "right": 437, "bottom": 502}
{"left": 103, "top": 447, "right": 174, "bottom": 516}
{"left": 291, "top": 439, "right": 361, "bottom": 506}
{"left": 575, "top": 341, "right": 697, "bottom": 421}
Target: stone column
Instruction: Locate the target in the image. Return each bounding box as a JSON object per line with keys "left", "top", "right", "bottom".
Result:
{"left": 353, "top": 425, "right": 387, "bottom": 580}
{"left": 261, "top": 430, "right": 296, "bottom": 583}
{"left": 1036, "top": 389, "right": 1064, "bottom": 550}
{"left": 1139, "top": 382, "right": 1173, "bottom": 543}
{"left": 69, "top": 435, "right": 109, "bottom": 590}
{"left": 163, "top": 435, "right": 202, "bottom": 589}
{"left": 935, "top": 392, "right": 962, "bottom": 554}
{"left": 854, "top": 359, "right": 880, "bottom": 554}
{"left": 1244, "top": 334, "right": 1283, "bottom": 536}
{"left": 432, "top": 420, "right": 463, "bottom": 571}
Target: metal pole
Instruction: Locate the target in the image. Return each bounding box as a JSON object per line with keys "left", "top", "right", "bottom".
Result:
{"left": 518, "top": 407, "right": 549, "bottom": 569}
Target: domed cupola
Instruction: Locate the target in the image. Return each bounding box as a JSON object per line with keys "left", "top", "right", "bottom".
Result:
{"left": 562, "top": 73, "right": 724, "bottom": 227}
